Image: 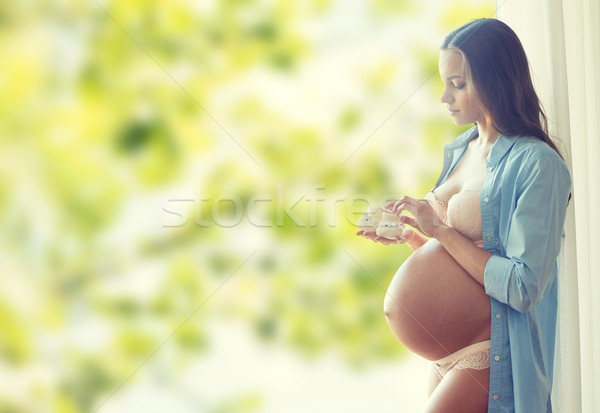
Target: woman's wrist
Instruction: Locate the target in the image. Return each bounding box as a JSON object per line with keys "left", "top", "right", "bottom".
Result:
{"left": 433, "top": 224, "right": 453, "bottom": 244}
{"left": 405, "top": 229, "right": 427, "bottom": 250}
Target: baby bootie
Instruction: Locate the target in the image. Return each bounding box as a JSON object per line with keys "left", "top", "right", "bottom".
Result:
{"left": 376, "top": 213, "right": 404, "bottom": 239}
{"left": 357, "top": 206, "right": 383, "bottom": 234}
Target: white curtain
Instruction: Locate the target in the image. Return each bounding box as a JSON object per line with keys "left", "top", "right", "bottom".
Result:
{"left": 498, "top": 0, "right": 600, "bottom": 412}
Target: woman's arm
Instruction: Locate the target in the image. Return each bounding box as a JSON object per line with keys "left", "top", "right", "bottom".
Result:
{"left": 386, "top": 197, "right": 490, "bottom": 285}
{"left": 434, "top": 226, "right": 491, "bottom": 286}
{"left": 482, "top": 154, "right": 571, "bottom": 312}
{"left": 388, "top": 153, "right": 571, "bottom": 312}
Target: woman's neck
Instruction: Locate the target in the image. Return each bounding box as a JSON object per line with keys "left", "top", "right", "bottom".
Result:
{"left": 475, "top": 120, "right": 500, "bottom": 146}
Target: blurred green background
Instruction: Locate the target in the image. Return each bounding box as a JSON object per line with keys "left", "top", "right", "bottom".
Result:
{"left": 0, "top": 0, "right": 494, "bottom": 412}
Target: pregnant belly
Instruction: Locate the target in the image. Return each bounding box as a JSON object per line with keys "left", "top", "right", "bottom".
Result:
{"left": 384, "top": 239, "right": 491, "bottom": 361}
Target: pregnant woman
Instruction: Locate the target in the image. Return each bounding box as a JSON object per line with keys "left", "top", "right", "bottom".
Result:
{"left": 358, "top": 19, "right": 571, "bottom": 412}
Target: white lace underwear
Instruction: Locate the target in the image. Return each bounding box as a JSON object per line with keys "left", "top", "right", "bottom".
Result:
{"left": 433, "top": 340, "right": 491, "bottom": 379}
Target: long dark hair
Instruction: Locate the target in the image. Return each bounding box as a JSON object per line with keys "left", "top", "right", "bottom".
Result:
{"left": 441, "top": 18, "right": 563, "bottom": 158}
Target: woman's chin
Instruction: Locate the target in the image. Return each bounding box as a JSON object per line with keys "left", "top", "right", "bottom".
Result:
{"left": 453, "top": 119, "right": 477, "bottom": 127}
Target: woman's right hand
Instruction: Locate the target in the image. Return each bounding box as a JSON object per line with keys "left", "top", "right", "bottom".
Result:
{"left": 356, "top": 226, "right": 415, "bottom": 245}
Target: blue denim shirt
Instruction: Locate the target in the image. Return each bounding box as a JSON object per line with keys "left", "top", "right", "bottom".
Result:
{"left": 434, "top": 127, "right": 571, "bottom": 413}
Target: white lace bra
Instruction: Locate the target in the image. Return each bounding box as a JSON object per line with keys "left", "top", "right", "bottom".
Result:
{"left": 426, "top": 189, "right": 483, "bottom": 247}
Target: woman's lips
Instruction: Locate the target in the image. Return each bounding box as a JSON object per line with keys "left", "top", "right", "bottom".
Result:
{"left": 449, "top": 109, "right": 460, "bottom": 116}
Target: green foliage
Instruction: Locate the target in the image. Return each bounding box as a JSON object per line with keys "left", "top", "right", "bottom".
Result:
{"left": 214, "top": 392, "right": 264, "bottom": 413}
{"left": 0, "top": 302, "right": 32, "bottom": 364}
{"left": 439, "top": 0, "right": 497, "bottom": 31}
{"left": 61, "top": 357, "right": 116, "bottom": 412}
{"left": 0, "top": 0, "right": 495, "bottom": 410}
{"left": 370, "top": 0, "right": 418, "bottom": 17}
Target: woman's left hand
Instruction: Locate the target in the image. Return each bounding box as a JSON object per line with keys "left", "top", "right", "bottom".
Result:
{"left": 385, "top": 196, "right": 447, "bottom": 238}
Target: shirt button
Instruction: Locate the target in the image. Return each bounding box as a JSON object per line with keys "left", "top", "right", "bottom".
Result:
{"left": 494, "top": 355, "right": 500, "bottom": 361}
{"left": 493, "top": 395, "right": 499, "bottom": 400}
{"left": 495, "top": 313, "right": 501, "bottom": 319}
{"left": 488, "top": 166, "right": 494, "bottom": 171}
{"left": 484, "top": 197, "right": 489, "bottom": 203}
{"left": 486, "top": 236, "right": 492, "bottom": 242}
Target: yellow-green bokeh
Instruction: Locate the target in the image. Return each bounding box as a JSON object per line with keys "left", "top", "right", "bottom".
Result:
{"left": 0, "top": 1, "right": 494, "bottom": 411}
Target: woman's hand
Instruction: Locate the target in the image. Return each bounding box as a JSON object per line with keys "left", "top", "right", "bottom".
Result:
{"left": 385, "top": 196, "right": 448, "bottom": 238}
{"left": 356, "top": 226, "right": 415, "bottom": 245}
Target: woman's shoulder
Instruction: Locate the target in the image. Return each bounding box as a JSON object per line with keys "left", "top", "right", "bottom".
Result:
{"left": 507, "top": 135, "right": 566, "bottom": 166}
{"left": 505, "top": 135, "right": 571, "bottom": 187}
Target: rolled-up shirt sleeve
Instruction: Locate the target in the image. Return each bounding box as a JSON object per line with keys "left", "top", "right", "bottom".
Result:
{"left": 484, "top": 154, "right": 571, "bottom": 313}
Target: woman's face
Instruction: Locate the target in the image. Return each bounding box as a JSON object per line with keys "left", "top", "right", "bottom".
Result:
{"left": 438, "top": 49, "right": 484, "bottom": 126}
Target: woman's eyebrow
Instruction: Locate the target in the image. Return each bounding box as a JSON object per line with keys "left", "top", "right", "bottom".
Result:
{"left": 440, "top": 74, "right": 463, "bottom": 83}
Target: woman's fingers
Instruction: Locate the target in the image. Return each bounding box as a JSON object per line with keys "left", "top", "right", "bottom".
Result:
{"left": 377, "top": 235, "right": 405, "bottom": 245}
{"left": 373, "top": 235, "right": 404, "bottom": 245}
{"left": 384, "top": 199, "right": 397, "bottom": 209}
{"left": 398, "top": 215, "right": 417, "bottom": 227}
{"left": 356, "top": 229, "right": 405, "bottom": 245}
{"left": 385, "top": 196, "right": 419, "bottom": 215}
{"left": 383, "top": 196, "right": 440, "bottom": 237}
{"left": 360, "top": 195, "right": 434, "bottom": 242}
{"left": 358, "top": 231, "right": 378, "bottom": 242}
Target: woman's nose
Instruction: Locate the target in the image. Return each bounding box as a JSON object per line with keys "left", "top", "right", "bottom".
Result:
{"left": 440, "top": 87, "right": 453, "bottom": 104}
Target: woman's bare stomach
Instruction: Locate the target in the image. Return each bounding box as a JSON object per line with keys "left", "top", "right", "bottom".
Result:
{"left": 383, "top": 239, "right": 491, "bottom": 361}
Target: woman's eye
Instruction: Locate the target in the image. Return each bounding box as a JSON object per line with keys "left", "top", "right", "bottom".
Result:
{"left": 453, "top": 83, "right": 465, "bottom": 89}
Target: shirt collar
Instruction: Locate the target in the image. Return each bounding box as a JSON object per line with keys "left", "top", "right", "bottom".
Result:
{"left": 445, "top": 126, "right": 479, "bottom": 150}
{"left": 488, "top": 134, "right": 521, "bottom": 166}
